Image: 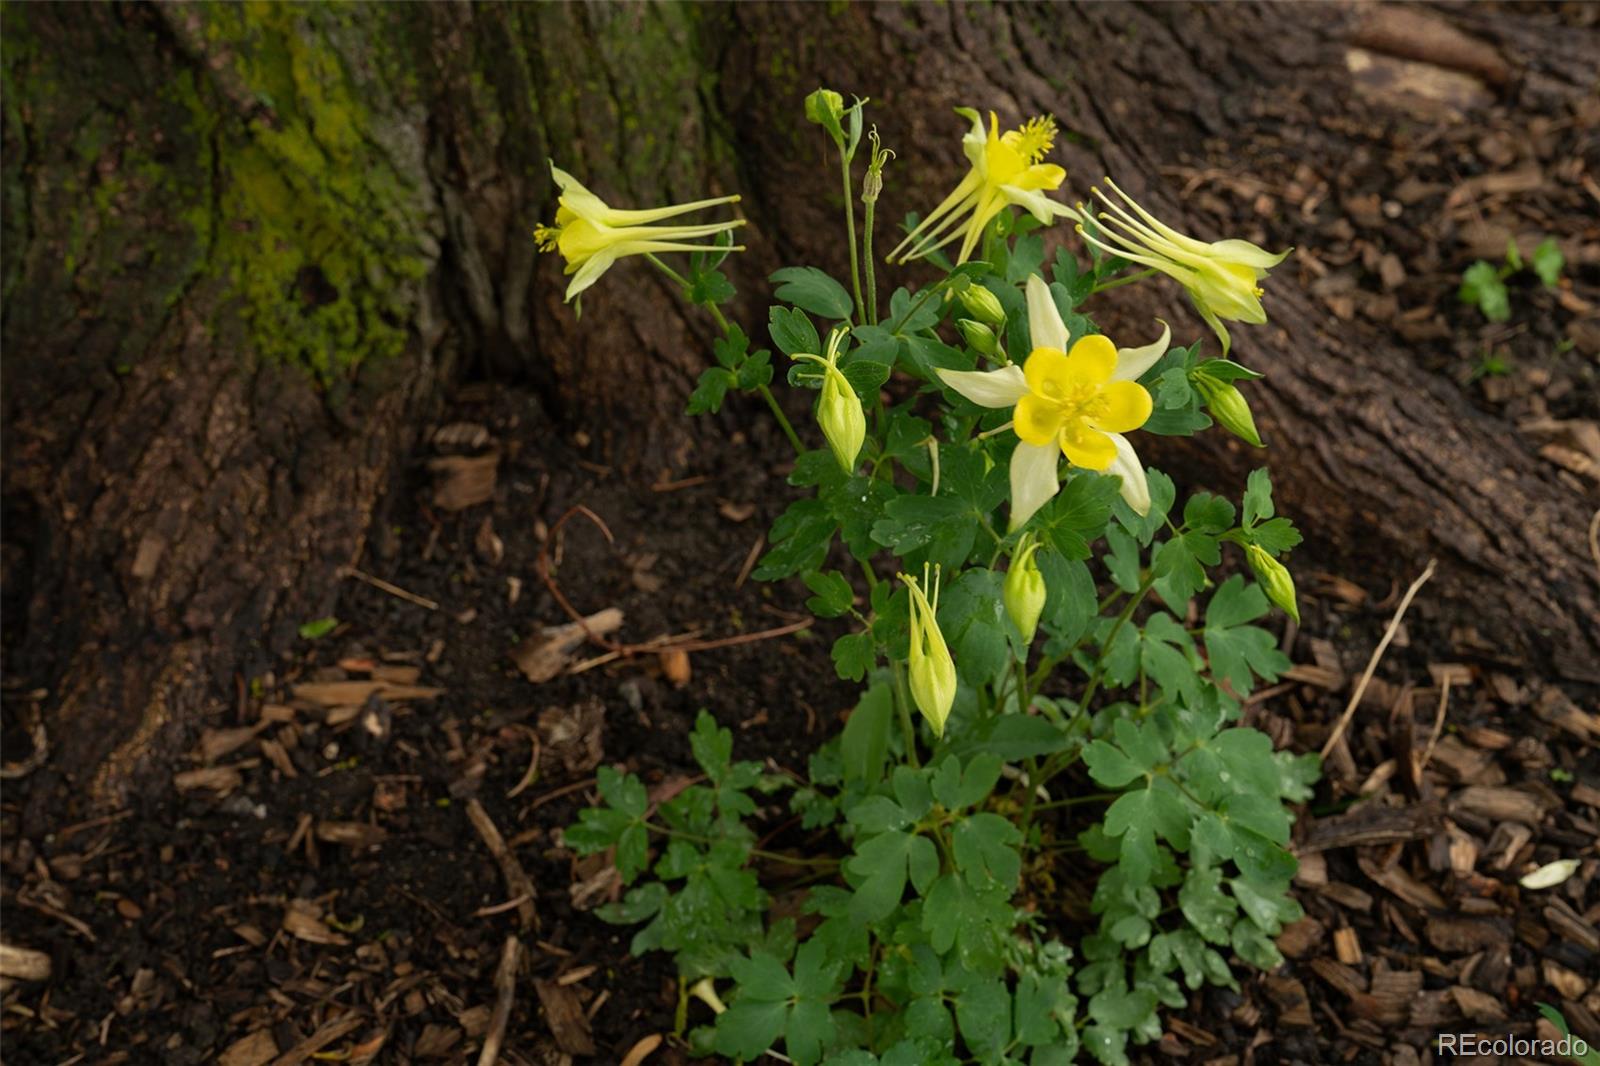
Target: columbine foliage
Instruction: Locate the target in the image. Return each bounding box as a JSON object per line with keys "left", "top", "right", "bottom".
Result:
{"left": 553, "top": 91, "right": 1318, "bottom": 1065}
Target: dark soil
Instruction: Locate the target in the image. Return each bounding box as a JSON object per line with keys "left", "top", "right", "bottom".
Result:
{"left": 5, "top": 7, "right": 1600, "bottom": 1065}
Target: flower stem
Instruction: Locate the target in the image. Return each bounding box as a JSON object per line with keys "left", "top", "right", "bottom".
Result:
{"left": 1090, "top": 267, "right": 1157, "bottom": 295}
{"left": 891, "top": 658, "right": 921, "bottom": 768}
{"left": 863, "top": 199, "right": 878, "bottom": 324}
{"left": 759, "top": 384, "right": 805, "bottom": 455}
{"left": 840, "top": 147, "right": 865, "bottom": 324}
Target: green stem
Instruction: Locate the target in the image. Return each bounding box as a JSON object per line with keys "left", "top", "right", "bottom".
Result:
{"left": 887, "top": 285, "right": 939, "bottom": 335}
{"left": 1078, "top": 574, "right": 1156, "bottom": 710}
{"left": 1090, "top": 267, "right": 1157, "bottom": 295}
{"left": 758, "top": 384, "right": 805, "bottom": 455}
{"left": 645, "top": 821, "right": 838, "bottom": 868}
{"left": 1030, "top": 792, "right": 1120, "bottom": 813}
{"left": 863, "top": 199, "right": 878, "bottom": 324}
{"left": 891, "top": 659, "right": 921, "bottom": 768}
{"left": 840, "top": 148, "right": 864, "bottom": 324}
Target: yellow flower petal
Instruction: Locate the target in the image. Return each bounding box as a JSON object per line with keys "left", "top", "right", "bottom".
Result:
{"left": 1064, "top": 335, "right": 1117, "bottom": 384}
{"left": 1090, "top": 380, "right": 1153, "bottom": 434}
{"left": 1060, "top": 427, "right": 1117, "bottom": 471}
{"left": 1022, "top": 346, "right": 1071, "bottom": 398}
{"left": 1015, "top": 393, "right": 1065, "bottom": 446}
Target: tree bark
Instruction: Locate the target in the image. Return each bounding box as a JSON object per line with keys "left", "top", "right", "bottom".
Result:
{"left": 3, "top": 2, "right": 1595, "bottom": 800}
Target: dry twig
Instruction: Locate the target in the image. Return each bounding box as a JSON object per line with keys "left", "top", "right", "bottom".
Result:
{"left": 465, "top": 798, "right": 538, "bottom": 930}
{"left": 1322, "top": 559, "right": 1437, "bottom": 759}
{"left": 477, "top": 935, "right": 522, "bottom": 1066}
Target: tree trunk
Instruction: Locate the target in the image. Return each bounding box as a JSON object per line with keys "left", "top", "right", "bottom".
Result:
{"left": 3, "top": 2, "right": 1594, "bottom": 799}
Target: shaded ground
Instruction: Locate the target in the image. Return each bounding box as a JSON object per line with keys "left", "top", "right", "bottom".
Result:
{"left": 4, "top": 4, "right": 1600, "bottom": 1064}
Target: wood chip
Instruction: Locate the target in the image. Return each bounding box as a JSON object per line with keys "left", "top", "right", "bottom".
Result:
{"left": 174, "top": 765, "right": 244, "bottom": 794}
{"left": 1450, "top": 986, "right": 1508, "bottom": 1023}
{"left": 198, "top": 725, "right": 264, "bottom": 764}
{"left": 619, "top": 1034, "right": 665, "bottom": 1066}
{"left": 1334, "top": 926, "right": 1364, "bottom": 965}
{"left": 1450, "top": 786, "right": 1550, "bottom": 827}
{"left": 659, "top": 648, "right": 691, "bottom": 687}
{"left": 1304, "top": 799, "right": 1443, "bottom": 851}
{"left": 1263, "top": 975, "right": 1314, "bottom": 1027}
{"left": 1358, "top": 854, "right": 1448, "bottom": 909}
{"left": 268, "top": 1010, "right": 363, "bottom": 1066}
{"left": 218, "top": 1029, "right": 279, "bottom": 1066}
{"left": 1310, "top": 956, "right": 1369, "bottom": 999}
{"left": 510, "top": 608, "right": 624, "bottom": 684}
{"left": 1425, "top": 915, "right": 1510, "bottom": 955}
{"left": 0, "top": 942, "right": 52, "bottom": 981}
{"left": 314, "top": 821, "right": 387, "bottom": 849}
{"left": 282, "top": 901, "right": 349, "bottom": 946}
{"left": 428, "top": 449, "right": 499, "bottom": 511}
{"left": 1277, "top": 916, "right": 1326, "bottom": 959}
{"left": 534, "top": 977, "right": 596, "bottom": 1057}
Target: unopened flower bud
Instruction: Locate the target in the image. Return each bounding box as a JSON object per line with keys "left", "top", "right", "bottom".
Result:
{"left": 1196, "top": 376, "right": 1263, "bottom": 448}
{"left": 1246, "top": 543, "right": 1299, "bottom": 624}
{"left": 818, "top": 364, "right": 865, "bottom": 474}
{"left": 901, "top": 565, "right": 956, "bottom": 738}
{"left": 804, "top": 89, "right": 846, "bottom": 145}
{"left": 957, "top": 319, "right": 998, "bottom": 357}
{"left": 957, "top": 284, "right": 1006, "bottom": 328}
{"left": 1003, "top": 535, "right": 1048, "bottom": 647}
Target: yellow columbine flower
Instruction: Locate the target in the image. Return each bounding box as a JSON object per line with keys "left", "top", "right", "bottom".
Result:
{"left": 937, "top": 275, "right": 1168, "bottom": 527}
{"left": 534, "top": 163, "right": 746, "bottom": 302}
{"left": 1076, "top": 178, "right": 1289, "bottom": 355}
{"left": 887, "top": 109, "right": 1072, "bottom": 266}
{"left": 900, "top": 564, "right": 956, "bottom": 738}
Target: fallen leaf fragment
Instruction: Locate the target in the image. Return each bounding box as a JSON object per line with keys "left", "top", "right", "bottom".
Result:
{"left": 511, "top": 608, "right": 624, "bottom": 683}
{"left": 1519, "top": 858, "right": 1580, "bottom": 890}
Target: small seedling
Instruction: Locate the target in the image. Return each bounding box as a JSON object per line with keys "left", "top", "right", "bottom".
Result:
{"left": 1459, "top": 237, "right": 1565, "bottom": 323}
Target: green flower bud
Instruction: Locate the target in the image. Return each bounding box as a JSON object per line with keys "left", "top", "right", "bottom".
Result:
{"left": 901, "top": 565, "right": 956, "bottom": 738}
{"left": 1196, "top": 376, "right": 1263, "bottom": 447}
{"left": 1246, "top": 543, "right": 1299, "bottom": 623}
{"left": 957, "top": 318, "right": 998, "bottom": 357}
{"left": 1003, "top": 535, "right": 1047, "bottom": 647}
{"left": 957, "top": 284, "right": 1006, "bottom": 328}
{"left": 818, "top": 364, "right": 866, "bottom": 474}
{"left": 804, "top": 89, "right": 846, "bottom": 144}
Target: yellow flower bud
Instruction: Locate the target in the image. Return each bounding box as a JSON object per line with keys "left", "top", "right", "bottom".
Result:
{"left": 818, "top": 363, "right": 866, "bottom": 474}
{"left": 900, "top": 565, "right": 956, "bottom": 737}
{"left": 958, "top": 284, "right": 1006, "bottom": 327}
{"left": 957, "top": 318, "right": 998, "bottom": 357}
{"left": 1003, "top": 535, "right": 1048, "bottom": 647}
{"left": 1246, "top": 543, "right": 1299, "bottom": 624}
{"left": 1196, "top": 377, "right": 1263, "bottom": 448}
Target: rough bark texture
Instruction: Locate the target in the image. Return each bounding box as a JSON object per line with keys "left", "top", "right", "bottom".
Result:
{"left": 2, "top": 2, "right": 1595, "bottom": 799}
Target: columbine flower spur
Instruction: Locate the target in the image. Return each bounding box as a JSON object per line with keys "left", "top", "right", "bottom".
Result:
{"left": 1076, "top": 177, "right": 1289, "bottom": 355}
{"left": 887, "top": 109, "right": 1073, "bottom": 267}
{"left": 535, "top": 163, "right": 746, "bottom": 302}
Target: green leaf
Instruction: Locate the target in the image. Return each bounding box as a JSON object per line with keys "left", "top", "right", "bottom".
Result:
{"left": 846, "top": 829, "right": 937, "bottom": 922}
{"left": 1230, "top": 875, "right": 1302, "bottom": 935}
{"left": 297, "top": 617, "right": 338, "bottom": 640}
{"left": 1231, "top": 916, "right": 1284, "bottom": 970}
{"left": 1103, "top": 525, "right": 1143, "bottom": 594}
{"left": 1152, "top": 529, "right": 1219, "bottom": 610}
{"left": 689, "top": 267, "right": 736, "bottom": 306}
{"left": 1038, "top": 553, "right": 1097, "bottom": 653}
{"left": 1242, "top": 468, "right": 1274, "bottom": 527}
{"left": 1531, "top": 238, "right": 1565, "bottom": 288}
{"left": 1458, "top": 260, "right": 1510, "bottom": 322}
{"left": 841, "top": 682, "right": 893, "bottom": 785}
{"left": 754, "top": 499, "right": 835, "bottom": 581}
{"left": 901, "top": 335, "right": 972, "bottom": 381}
{"left": 870, "top": 495, "right": 973, "bottom": 569}
{"left": 804, "top": 570, "right": 855, "bottom": 617}
{"left": 736, "top": 349, "right": 774, "bottom": 390}
{"left": 1247, "top": 517, "right": 1302, "bottom": 555}
{"left": 937, "top": 569, "right": 1011, "bottom": 686}
{"left": 770, "top": 304, "right": 822, "bottom": 356}
{"left": 1030, "top": 473, "right": 1120, "bottom": 559}
{"left": 831, "top": 631, "right": 876, "bottom": 682}
{"left": 1179, "top": 865, "right": 1237, "bottom": 944}
{"left": 931, "top": 752, "right": 1004, "bottom": 810}
{"left": 1087, "top": 985, "right": 1156, "bottom": 1030}
{"left": 772, "top": 267, "right": 854, "bottom": 320}
{"left": 951, "top": 714, "right": 1073, "bottom": 761}
{"left": 686, "top": 366, "right": 736, "bottom": 415}
{"left": 1203, "top": 576, "right": 1291, "bottom": 695}
{"left": 1184, "top": 492, "right": 1236, "bottom": 533}
{"left": 1083, "top": 741, "right": 1144, "bottom": 789}
{"left": 690, "top": 711, "right": 733, "bottom": 784}
{"left": 597, "top": 765, "right": 648, "bottom": 818}
{"left": 888, "top": 285, "right": 942, "bottom": 333}
{"left": 596, "top": 881, "right": 667, "bottom": 925}
{"left": 952, "top": 812, "right": 1022, "bottom": 889}
{"left": 954, "top": 977, "right": 1011, "bottom": 1058}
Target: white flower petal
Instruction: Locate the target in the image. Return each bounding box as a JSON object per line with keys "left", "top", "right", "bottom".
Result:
{"left": 1001, "top": 184, "right": 1068, "bottom": 226}
{"left": 936, "top": 365, "right": 1029, "bottom": 408}
{"left": 1106, "top": 433, "right": 1150, "bottom": 516}
{"left": 1024, "top": 274, "right": 1068, "bottom": 352}
{"left": 1112, "top": 320, "right": 1170, "bottom": 383}
{"left": 1519, "top": 859, "right": 1580, "bottom": 890}
{"left": 564, "top": 249, "right": 618, "bottom": 302}
{"left": 1009, "top": 441, "right": 1061, "bottom": 531}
